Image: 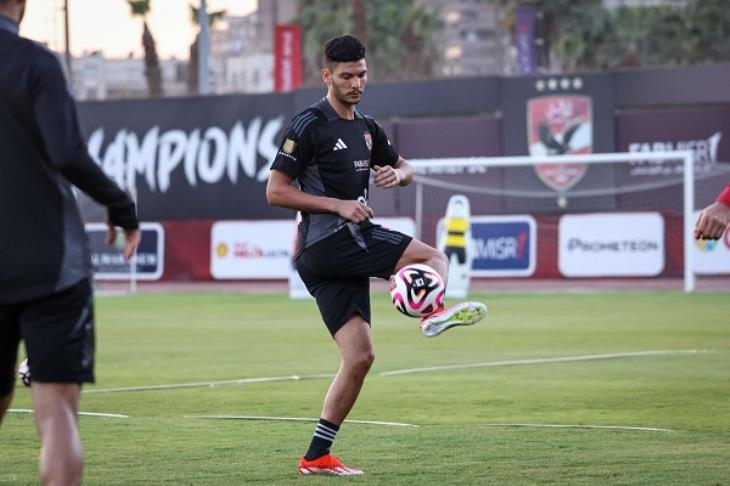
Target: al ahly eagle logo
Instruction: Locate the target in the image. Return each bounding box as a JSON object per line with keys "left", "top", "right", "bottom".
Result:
{"left": 527, "top": 95, "right": 593, "bottom": 191}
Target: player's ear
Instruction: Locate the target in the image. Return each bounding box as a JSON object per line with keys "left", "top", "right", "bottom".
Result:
{"left": 321, "top": 67, "right": 330, "bottom": 86}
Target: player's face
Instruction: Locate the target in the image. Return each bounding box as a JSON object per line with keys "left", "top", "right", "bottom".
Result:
{"left": 325, "top": 59, "right": 368, "bottom": 106}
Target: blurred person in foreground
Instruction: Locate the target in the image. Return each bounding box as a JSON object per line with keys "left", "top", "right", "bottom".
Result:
{"left": 266, "top": 35, "right": 487, "bottom": 476}
{"left": 0, "top": 1, "right": 140, "bottom": 484}
{"left": 695, "top": 183, "right": 730, "bottom": 240}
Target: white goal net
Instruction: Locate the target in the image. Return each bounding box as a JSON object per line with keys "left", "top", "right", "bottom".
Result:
{"left": 369, "top": 150, "right": 730, "bottom": 292}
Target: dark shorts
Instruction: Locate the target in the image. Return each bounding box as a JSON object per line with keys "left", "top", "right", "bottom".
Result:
{"left": 0, "top": 278, "right": 95, "bottom": 396}
{"left": 295, "top": 224, "right": 412, "bottom": 337}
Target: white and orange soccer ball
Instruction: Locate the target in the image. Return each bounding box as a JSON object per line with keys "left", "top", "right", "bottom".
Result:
{"left": 390, "top": 264, "right": 445, "bottom": 317}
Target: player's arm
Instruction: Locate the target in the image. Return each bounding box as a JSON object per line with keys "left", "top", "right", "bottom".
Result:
{"left": 373, "top": 157, "right": 413, "bottom": 188}
{"left": 267, "top": 170, "right": 373, "bottom": 223}
{"left": 367, "top": 117, "right": 411, "bottom": 188}
{"left": 31, "top": 50, "right": 140, "bottom": 258}
{"left": 694, "top": 183, "right": 730, "bottom": 240}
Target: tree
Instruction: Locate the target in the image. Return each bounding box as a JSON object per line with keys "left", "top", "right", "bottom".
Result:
{"left": 500, "top": 0, "right": 730, "bottom": 72}
{"left": 188, "top": 4, "right": 226, "bottom": 95}
{"left": 295, "top": 0, "right": 440, "bottom": 85}
{"left": 127, "top": 0, "right": 163, "bottom": 96}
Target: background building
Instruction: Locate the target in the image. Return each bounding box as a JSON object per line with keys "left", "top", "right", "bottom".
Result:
{"left": 71, "top": 52, "right": 187, "bottom": 101}
{"left": 423, "top": 0, "right": 508, "bottom": 77}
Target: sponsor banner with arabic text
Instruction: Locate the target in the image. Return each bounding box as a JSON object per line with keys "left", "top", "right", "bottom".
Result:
{"left": 211, "top": 217, "right": 415, "bottom": 279}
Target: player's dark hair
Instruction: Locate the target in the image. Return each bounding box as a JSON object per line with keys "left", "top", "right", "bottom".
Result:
{"left": 323, "top": 35, "right": 365, "bottom": 67}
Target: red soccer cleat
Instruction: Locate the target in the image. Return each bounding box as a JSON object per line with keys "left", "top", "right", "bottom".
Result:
{"left": 297, "top": 454, "right": 364, "bottom": 476}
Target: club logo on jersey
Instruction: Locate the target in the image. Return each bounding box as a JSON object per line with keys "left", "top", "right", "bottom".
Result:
{"left": 333, "top": 138, "right": 348, "bottom": 151}
{"left": 364, "top": 132, "right": 372, "bottom": 151}
{"left": 282, "top": 138, "right": 297, "bottom": 154}
{"left": 527, "top": 95, "right": 593, "bottom": 191}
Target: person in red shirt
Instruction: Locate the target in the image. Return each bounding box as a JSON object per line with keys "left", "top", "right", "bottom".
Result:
{"left": 695, "top": 183, "right": 730, "bottom": 240}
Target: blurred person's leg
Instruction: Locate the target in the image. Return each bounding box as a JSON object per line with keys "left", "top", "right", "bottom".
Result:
{"left": 32, "top": 383, "right": 83, "bottom": 486}
{"left": 0, "top": 305, "right": 21, "bottom": 426}
{"left": 21, "top": 279, "right": 95, "bottom": 486}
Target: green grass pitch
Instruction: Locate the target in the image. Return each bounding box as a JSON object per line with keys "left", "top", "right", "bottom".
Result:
{"left": 2, "top": 291, "right": 729, "bottom": 485}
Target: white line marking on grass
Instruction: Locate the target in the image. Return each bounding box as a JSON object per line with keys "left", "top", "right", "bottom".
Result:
{"left": 189, "top": 415, "right": 418, "bottom": 428}
{"left": 9, "top": 408, "right": 129, "bottom": 419}
{"left": 83, "top": 373, "right": 335, "bottom": 394}
{"left": 379, "top": 350, "right": 708, "bottom": 376}
{"left": 481, "top": 423, "right": 672, "bottom": 432}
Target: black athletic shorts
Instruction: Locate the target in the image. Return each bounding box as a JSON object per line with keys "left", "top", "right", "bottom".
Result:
{"left": 0, "top": 278, "right": 95, "bottom": 396}
{"left": 295, "top": 223, "right": 412, "bottom": 336}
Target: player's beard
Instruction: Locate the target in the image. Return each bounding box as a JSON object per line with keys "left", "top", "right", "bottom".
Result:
{"left": 333, "top": 84, "right": 362, "bottom": 107}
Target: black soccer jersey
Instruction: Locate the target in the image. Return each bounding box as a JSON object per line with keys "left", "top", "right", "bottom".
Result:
{"left": 271, "top": 98, "right": 399, "bottom": 250}
{"left": 0, "top": 15, "right": 137, "bottom": 304}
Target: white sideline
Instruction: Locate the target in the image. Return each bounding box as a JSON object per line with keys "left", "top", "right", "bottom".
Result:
{"left": 189, "top": 415, "right": 418, "bottom": 428}
{"left": 81, "top": 350, "right": 708, "bottom": 394}
{"left": 481, "top": 423, "right": 672, "bottom": 432}
{"left": 8, "top": 408, "right": 128, "bottom": 419}
{"left": 379, "top": 350, "right": 707, "bottom": 376}
{"left": 83, "top": 373, "right": 335, "bottom": 394}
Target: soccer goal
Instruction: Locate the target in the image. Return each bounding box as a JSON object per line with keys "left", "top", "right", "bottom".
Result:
{"left": 369, "top": 150, "right": 730, "bottom": 293}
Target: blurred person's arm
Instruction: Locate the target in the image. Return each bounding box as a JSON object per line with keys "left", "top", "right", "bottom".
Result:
{"left": 30, "top": 50, "right": 138, "bottom": 232}
{"left": 694, "top": 183, "right": 730, "bottom": 240}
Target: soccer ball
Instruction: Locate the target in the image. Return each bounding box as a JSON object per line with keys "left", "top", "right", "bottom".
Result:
{"left": 390, "top": 264, "right": 445, "bottom": 317}
{"left": 17, "top": 358, "right": 31, "bottom": 387}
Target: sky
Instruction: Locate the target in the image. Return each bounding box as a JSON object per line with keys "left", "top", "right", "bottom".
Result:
{"left": 20, "top": 0, "right": 257, "bottom": 59}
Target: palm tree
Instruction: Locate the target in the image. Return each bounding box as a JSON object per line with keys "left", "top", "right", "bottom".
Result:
{"left": 127, "top": 0, "right": 163, "bottom": 97}
{"left": 188, "top": 4, "right": 226, "bottom": 95}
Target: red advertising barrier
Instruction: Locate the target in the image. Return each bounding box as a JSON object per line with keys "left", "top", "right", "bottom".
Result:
{"left": 155, "top": 214, "right": 686, "bottom": 282}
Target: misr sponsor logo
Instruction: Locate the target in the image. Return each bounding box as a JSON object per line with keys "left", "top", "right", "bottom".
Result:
{"left": 467, "top": 216, "right": 536, "bottom": 277}
{"left": 474, "top": 231, "right": 528, "bottom": 261}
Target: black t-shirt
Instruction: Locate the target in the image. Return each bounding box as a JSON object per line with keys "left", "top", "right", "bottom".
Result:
{"left": 0, "top": 16, "right": 138, "bottom": 303}
{"left": 271, "top": 97, "right": 399, "bottom": 250}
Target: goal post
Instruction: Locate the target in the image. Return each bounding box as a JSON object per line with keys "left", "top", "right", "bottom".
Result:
{"left": 401, "top": 150, "right": 699, "bottom": 292}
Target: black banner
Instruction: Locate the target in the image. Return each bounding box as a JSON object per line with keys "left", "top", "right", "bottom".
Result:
{"left": 78, "top": 93, "right": 297, "bottom": 220}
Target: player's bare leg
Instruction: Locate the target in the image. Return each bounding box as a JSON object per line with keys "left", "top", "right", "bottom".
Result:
{"left": 323, "top": 314, "right": 374, "bottom": 425}
{"left": 395, "top": 239, "right": 449, "bottom": 283}
{"left": 298, "top": 315, "right": 371, "bottom": 476}
{"left": 32, "top": 383, "right": 83, "bottom": 486}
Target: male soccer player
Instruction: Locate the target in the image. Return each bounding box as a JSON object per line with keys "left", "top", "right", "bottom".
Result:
{"left": 0, "top": 1, "right": 140, "bottom": 484}
{"left": 266, "top": 35, "right": 487, "bottom": 476}
{"left": 695, "top": 183, "right": 730, "bottom": 240}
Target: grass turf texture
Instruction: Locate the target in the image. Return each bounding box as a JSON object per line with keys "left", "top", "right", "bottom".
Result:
{"left": 1, "top": 292, "right": 728, "bottom": 485}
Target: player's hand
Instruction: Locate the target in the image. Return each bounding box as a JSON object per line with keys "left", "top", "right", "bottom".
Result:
{"left": 106, "top": 223, "right": 142, "bottom": 261}
{"left": 694, "top": 202, "right": 730, "bottom": 240}
{"left": 336, "top": 199, "right": 374, "bottom": 223}
{"left": 372, "top": 165, "right": 401, "bottom": 188}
